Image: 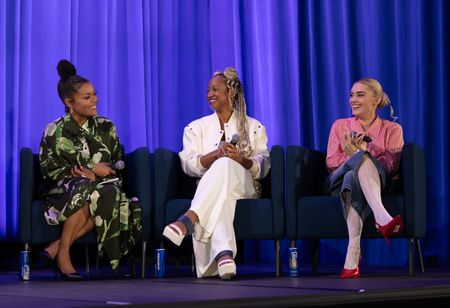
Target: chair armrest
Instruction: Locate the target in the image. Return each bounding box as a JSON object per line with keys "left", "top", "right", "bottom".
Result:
{"left": 270, "top": 145, "right": 285, "bottom": 238}
{"left": 401, "top": 142, "right": 426, "bottom": 237}
{"left": 154, "top": 148, "right": 181, "bottom": 239}
{"left": 123, "top": 147, "right": 153, "bottom": 240}
{"left": 19, "top": 148, "right": 34, "bottom": 244}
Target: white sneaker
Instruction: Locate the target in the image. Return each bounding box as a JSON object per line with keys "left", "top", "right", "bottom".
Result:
{"left": 218, "top": 259, "right": 236, "bottom": 280}
{"left": 162, "top": 223, "right": 185, "bottom": 246}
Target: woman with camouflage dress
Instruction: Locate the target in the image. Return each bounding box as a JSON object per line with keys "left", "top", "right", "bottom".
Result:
{"left": 38, "top": 59, "right": 142, "bottom": 280}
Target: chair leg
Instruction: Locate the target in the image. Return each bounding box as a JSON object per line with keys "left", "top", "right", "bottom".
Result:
{"left": 141, "top": 241, "right": 147, "bottom": 278}
{"left": 415, "top": 238, "right": 425, "bottom": 273}
{"left": 174, "top": 253, "right": 181, "bottom": 275}
{"left": 85, "top": 244, "right": 90, "bottom": 274}
{"left": 312, "top": 239, "right": 319, "bottom": 273}
{"left": 95, "top": 247, "right": 99, "bottom": 270}
{"left": 408, "top": 238, "right": 414, "bottom": 275}
{"left": 275, "top": 240, "right": 281, "bottom": 277}
{"left": 129, "top": 252, "right": 136, "bottom": 277}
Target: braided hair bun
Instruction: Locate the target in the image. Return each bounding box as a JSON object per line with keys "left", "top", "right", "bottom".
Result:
{"left": 57, "top": 59, "right": 77, "bottom": 80}
{"left": 223, "top": 67, "right": 242, "bottom": 93}
{"left": 224, "top": 67, "right": 238, "bottom": 79}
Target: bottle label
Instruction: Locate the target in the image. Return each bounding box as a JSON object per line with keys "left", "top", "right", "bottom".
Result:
{"left": 21, "top": 265, "right": 30, "bottom": 281}
{"left": 288, "top": 248, "right": 299, "bottom": 276}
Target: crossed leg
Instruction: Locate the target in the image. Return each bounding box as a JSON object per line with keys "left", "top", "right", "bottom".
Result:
{"left": 343, "top": 192, "right": 362, "bottom": 270}
{"left": 358, "top": 154, "right": 392, "bottom": 226}
{"left": 344, "top": 154, "right": 394, "bottom": 269}
{"left": 169, "top": 210, "right": 198, "bottom": 235}
{"left": 50, "top": 203, "right": 94, "bottom": 274}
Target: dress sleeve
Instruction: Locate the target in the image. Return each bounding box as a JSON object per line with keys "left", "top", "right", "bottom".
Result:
{"left": 39, "top": 123, "right": 73, "bottom": 180}
{"left": 107, "top": 122, "right": 124, "bottom": 179}
{"left": 108, "top": 123, "right": 123, "bottom": 163}
{"left": 368, "top": 124, "right": 404, "bottom": 176}
{"left": 179, "top": 121, "right": 208, "bottom": 177}
{"left": 326, "top": 120, "right": 349, "bottom": 173}
{"left": 248, "top": 122, "right": 270, "bottom": 180}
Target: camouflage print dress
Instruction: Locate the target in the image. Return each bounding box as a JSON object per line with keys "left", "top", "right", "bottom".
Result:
{"left": 39, "top": 113, "right": 142, "bottom": 270}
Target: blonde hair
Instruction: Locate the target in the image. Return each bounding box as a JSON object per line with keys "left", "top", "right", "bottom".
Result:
{"left": 355, "top": 78, "right": 398, "bottom": 121}
{"left": 212, "top": 67, "right": 261, "bottom": 197}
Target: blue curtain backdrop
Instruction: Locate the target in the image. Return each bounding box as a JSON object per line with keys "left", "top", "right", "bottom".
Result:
{"left": 1, "top": 0, "right": 449, "bottom": 267}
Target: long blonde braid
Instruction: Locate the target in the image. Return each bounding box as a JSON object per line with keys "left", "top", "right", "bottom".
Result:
{"left": 213, "top": 67, "right": 262, "bottom": 197}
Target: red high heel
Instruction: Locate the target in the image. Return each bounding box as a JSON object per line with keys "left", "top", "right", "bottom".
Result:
{"left": 340, "top": 259, "right": 361, "bottom": 279}
{"left": 375, "top": 215, "right": 404, "bottom": 245}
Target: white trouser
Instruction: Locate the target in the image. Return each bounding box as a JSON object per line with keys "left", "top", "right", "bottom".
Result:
{"left": 190, "top": 157, "right": 256, "bottom": 277}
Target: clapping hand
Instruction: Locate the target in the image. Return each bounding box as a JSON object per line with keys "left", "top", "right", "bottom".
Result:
{"left": 217, "top": 141, "right": 240, "bottom": 160}
{"left": 342, "top": 130, "right": 367, "bottom": 156}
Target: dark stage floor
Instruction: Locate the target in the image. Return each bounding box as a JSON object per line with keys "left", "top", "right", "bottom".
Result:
{"left": 1, "top": 263, "right": 450, "bottom": 307}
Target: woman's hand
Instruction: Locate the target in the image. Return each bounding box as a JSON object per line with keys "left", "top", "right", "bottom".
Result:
{"left": 342, "top": 131, "right": 368, "bottom": 156}
{"left": 221, "top": 142, "right": 240, "bottom": 159}
{"left": 342, "top": 131, "right": 359, "bottom": 156}
{"left": 71, "top": 165, "right": 96, "bottom": 181}
{"left": 91, "top": 162, "right": 116, "bottom": 178}
{"left": 217, "top": 141, "right": 235, "bottom": 159}
{"left": 217, "top": 142, "right": 253, "bottom": 169}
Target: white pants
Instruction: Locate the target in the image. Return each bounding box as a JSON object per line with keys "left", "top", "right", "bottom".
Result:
{"left": 190, "top": 157, "right": 256, "bottom": 277}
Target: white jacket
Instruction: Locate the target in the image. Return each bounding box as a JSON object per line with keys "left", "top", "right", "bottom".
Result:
{"left": 179, "top": 112, "right": 270, "bottom": 179}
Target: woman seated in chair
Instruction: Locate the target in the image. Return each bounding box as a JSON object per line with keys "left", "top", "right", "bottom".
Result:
{"left": 38, "top": 59, "right": 142, "bottom": 280}
{"left": 163, "top": 67, "right": 270, "bottom": 280}
{"left": 326, "top": 78, "right": 404, "bottom": 279}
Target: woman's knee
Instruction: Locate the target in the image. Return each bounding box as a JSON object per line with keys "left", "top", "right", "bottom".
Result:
{"left": 360, "top": 153, "right": 378, "bottom": 169}
{"left": 209, "top": 157, "right": 242, "bottom": 176}
{"left": 343, "top": 170, "right": 355, "bottom": 185}
{"left": 214, "top": 157, "right": 239, "bottom": 168}
{"left": 97, "top": 184, "right": 117, "bottom": 195}
{"left": 95, "top": 184, "right": 118, "bottom": 204}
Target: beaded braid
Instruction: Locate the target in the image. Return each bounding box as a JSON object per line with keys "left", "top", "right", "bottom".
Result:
{"left": 213, "top": 67, "right": 262, "bottom": 197}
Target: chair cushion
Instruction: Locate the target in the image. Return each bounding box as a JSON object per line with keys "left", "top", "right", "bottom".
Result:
{"left": 235, "top": 199, "right": 273, "bottom": 239}
{"left": 166, "top": 199, "right": 192, "bottom": 224}
{"left": 31, "top": 201, "right": 96, "bottom": 244}
{"left": 296, "top": 195, "right": 405, "bottom": 239}
{"left": 31, "top": 200, "right": 61, "bottom": 244}
{"left": 166, "top": 198, "right": 274, "bottom": 240}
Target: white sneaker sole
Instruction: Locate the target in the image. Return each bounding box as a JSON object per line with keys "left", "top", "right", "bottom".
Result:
{"left": 162, "top": 224, "right": 184, "bottom": 246}
{"left": 218, "top": 260, "right": 236, "bottom": 280}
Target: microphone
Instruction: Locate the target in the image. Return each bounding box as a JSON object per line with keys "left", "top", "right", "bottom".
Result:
{"left": 350, "top": 130, "right": 372, "bottom": 143}
{"left": 230, "top": 133, "right": 240, "bottom": 146}
{"left": 110, "top": 160, "right": 125, "bottom": 170}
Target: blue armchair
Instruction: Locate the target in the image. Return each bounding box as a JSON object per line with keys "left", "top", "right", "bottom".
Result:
{"left": 154, "top": 145, "right": 285, "bottom": 276}
{"left": 286, "top": 142, "right": 426, "bottom": 274}
{"left": 19, "top": 147, "right": 153, "bottom": 277}
{"left": 121, "top": 147, "right": 154, "bottom": 277}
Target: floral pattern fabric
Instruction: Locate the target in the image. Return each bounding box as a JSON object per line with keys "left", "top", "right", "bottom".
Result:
{"left": 39, "top": 113, "right": 142, "bottom": 270}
